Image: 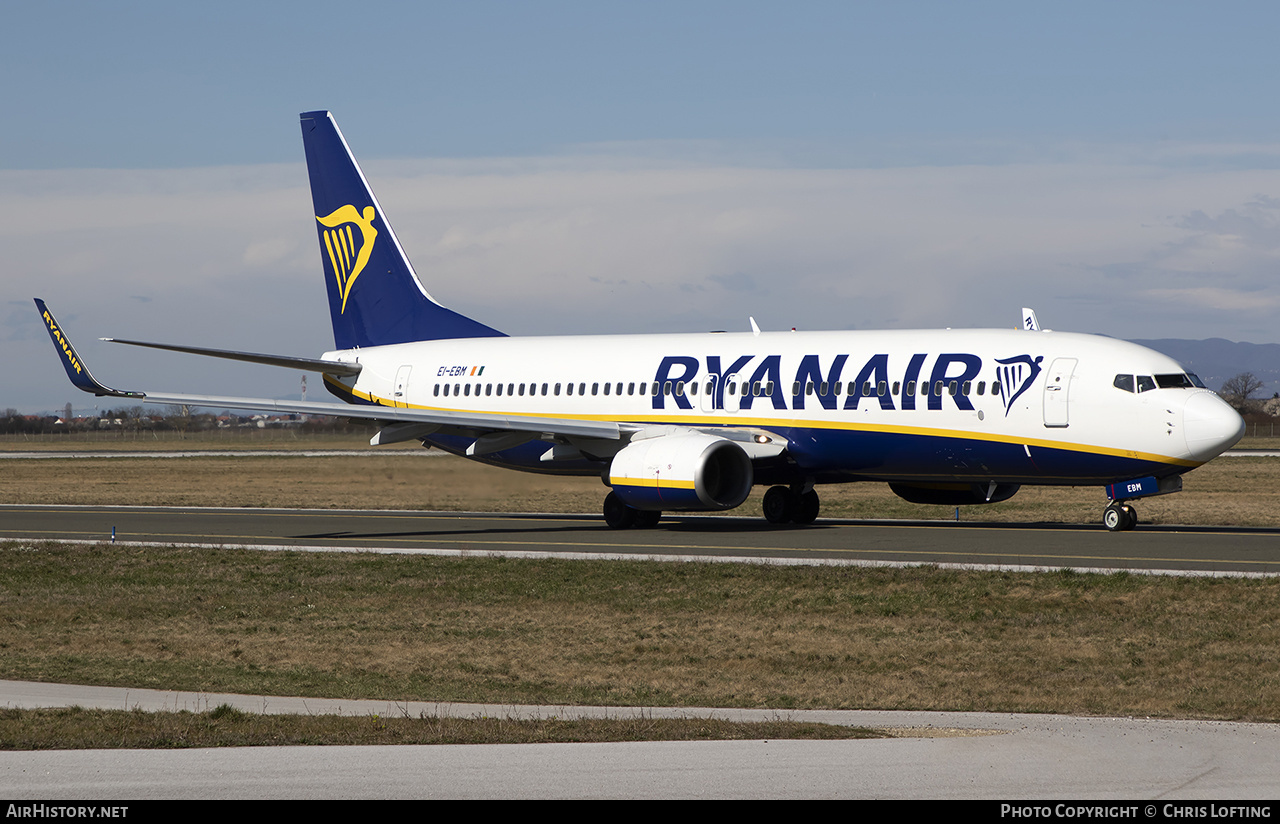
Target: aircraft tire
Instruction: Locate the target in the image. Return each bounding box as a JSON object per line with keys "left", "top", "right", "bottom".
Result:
{"left": 1103, "top": 503, "right": 1132, "bottom": 532}
{"left": 603, "top": 492, "right": 636, "bottom": 529}
{"left": 791, "top": 490, "right": 820, "bottom": 525}
{"left": 1121, "top": 504, "right": 1137, "bottom": 531}
{"left": 634, "top": 509, "right": 662, "bottom": 529}
{"left": 763, "top": 486, "right": 791, "bottom": 524}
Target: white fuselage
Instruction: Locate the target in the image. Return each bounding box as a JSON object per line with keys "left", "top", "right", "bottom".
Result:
{"left": 320, "top": 327, "right": 1244, "bottom": 487}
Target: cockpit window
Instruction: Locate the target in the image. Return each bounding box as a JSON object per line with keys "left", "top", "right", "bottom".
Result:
{"left": 1117, "top": 372, "right": 1203, "bottom": 393}
{"left": 1156, "top": 373, "right": 1195, "bottom": 389}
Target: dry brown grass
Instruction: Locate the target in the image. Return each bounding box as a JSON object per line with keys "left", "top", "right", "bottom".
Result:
{"left": 2, "top": 447, "right": 1276, "bottom": 526}
{"left": 0, "top": 429, "right": 397, "bottom": 452}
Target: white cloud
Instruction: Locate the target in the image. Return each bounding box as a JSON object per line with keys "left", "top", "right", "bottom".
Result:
{"left": 7, "top": 148, "right": 1280, "bottom": 411}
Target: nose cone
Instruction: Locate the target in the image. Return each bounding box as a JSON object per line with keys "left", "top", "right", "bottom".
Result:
{"left": 1183, "top": 391, "right": 1246, "bottom": 462}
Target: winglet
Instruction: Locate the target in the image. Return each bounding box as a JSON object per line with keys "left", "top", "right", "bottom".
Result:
{"left": 34, "top": 299, "right": 145, "bottom": 398}
{"left": 1021, "top": 307, "right": 1041, "bottom": 332}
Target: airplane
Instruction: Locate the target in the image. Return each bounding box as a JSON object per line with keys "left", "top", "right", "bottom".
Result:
{"left": 36, "top": 110, "right": 1247, "bottom": 532}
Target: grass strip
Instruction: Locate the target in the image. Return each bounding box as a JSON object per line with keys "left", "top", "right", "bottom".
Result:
{"left": 3, "top": 542, "right": 1279, "bottom": 721}
{"left": 0, "top": 706, "right": 881, "bottom": 750}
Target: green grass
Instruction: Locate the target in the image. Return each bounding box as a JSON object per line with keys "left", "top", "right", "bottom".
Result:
{"left": 4, "top": 542, "right": 1279, "bottom": 722}
{"left": 0, "top": 706, "right": 881, "bottom": 750}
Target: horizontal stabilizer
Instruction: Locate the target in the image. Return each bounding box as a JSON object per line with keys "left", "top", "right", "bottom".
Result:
{"left": 103, "top": 338, "right": 362, "bottom": 376}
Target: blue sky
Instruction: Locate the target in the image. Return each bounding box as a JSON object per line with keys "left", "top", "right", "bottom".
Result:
{"left": 6, "top": 2, "right": 1280, "bottom": 412}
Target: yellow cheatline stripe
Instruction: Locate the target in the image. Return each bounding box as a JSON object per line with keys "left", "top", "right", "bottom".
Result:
{"left": 319, "top": 375, "right": 1197, "bottom": 468}
{"left": 611, "top": 477, "right": 696, "bottom": 490}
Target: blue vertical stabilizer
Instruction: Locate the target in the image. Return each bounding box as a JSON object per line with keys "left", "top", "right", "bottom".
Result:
{"left": 300, "top": 110, "right": 505, "bottom": 348}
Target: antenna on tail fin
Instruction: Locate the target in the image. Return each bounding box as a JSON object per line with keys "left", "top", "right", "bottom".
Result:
{"left": 299, "top": 111, "right": 505, "bottom": 349}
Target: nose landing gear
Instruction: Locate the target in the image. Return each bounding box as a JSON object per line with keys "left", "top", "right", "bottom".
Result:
{"left": 1103, "top": 502, "right": 1137, "bottom": 532}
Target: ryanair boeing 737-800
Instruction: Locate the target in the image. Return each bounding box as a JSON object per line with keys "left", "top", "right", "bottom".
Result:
{"left": 37, "top": 111, "right": 1246, "bottom": 531}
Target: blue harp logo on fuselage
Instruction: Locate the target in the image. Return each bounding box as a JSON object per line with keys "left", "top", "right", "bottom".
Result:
{"left": 995, "top": 354, "right": 1044, "bottom": 416}
{"left": 316, "top": 205, "right": 378, "bottom": 313}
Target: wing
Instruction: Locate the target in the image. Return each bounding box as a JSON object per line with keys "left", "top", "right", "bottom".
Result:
{"left": 34, "top": 299, "right": 623, "bottom": 444}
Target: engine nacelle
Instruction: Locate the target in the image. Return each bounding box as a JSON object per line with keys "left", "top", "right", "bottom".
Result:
{"left": 608, "top": 433, "right": 753, "bottom": 511}
{"left": 889, "top": 481, "right": 1021, "bottom": 506}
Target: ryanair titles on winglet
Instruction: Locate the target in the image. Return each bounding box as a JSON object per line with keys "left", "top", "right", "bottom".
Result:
{"left": 649, "top": 351, "right": 1042, "bottom": 414}
{"left": 40, "top": 309, "right": 82, "bottom": 376}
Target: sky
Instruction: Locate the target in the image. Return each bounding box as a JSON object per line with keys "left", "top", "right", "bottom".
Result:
{"left": 5, "top": 1, "right": 1280, "bottom": 413}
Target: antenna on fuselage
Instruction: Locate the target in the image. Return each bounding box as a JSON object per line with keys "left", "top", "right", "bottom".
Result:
{"left": 749, "top": 317, "right": 761, "bottom": 337}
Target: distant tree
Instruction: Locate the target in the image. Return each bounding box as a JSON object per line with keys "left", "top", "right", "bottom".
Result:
{"left": 1220, "top": 372, "right": 1266, "bottom": 412}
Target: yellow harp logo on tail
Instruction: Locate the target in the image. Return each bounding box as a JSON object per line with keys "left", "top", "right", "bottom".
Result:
{"left": 316, "top": 205, "right": 378, "bottom": 313}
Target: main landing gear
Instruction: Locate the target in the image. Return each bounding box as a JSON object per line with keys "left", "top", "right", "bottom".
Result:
{"left": 1103, "top": 502, "right": 1137, "bottom": 532}
{"left": 602, "top": 491, "right": 661, "bottom": 529}
{"left": 762, "top": 485, "right": 820, "bottom": 525}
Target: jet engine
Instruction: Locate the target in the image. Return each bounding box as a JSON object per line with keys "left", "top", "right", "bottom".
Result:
{"left": 888, "top": 481, "right": 1021, "bottom": 506}
{"left": 607, "top": 432, "right": 753, "bottom": 511}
